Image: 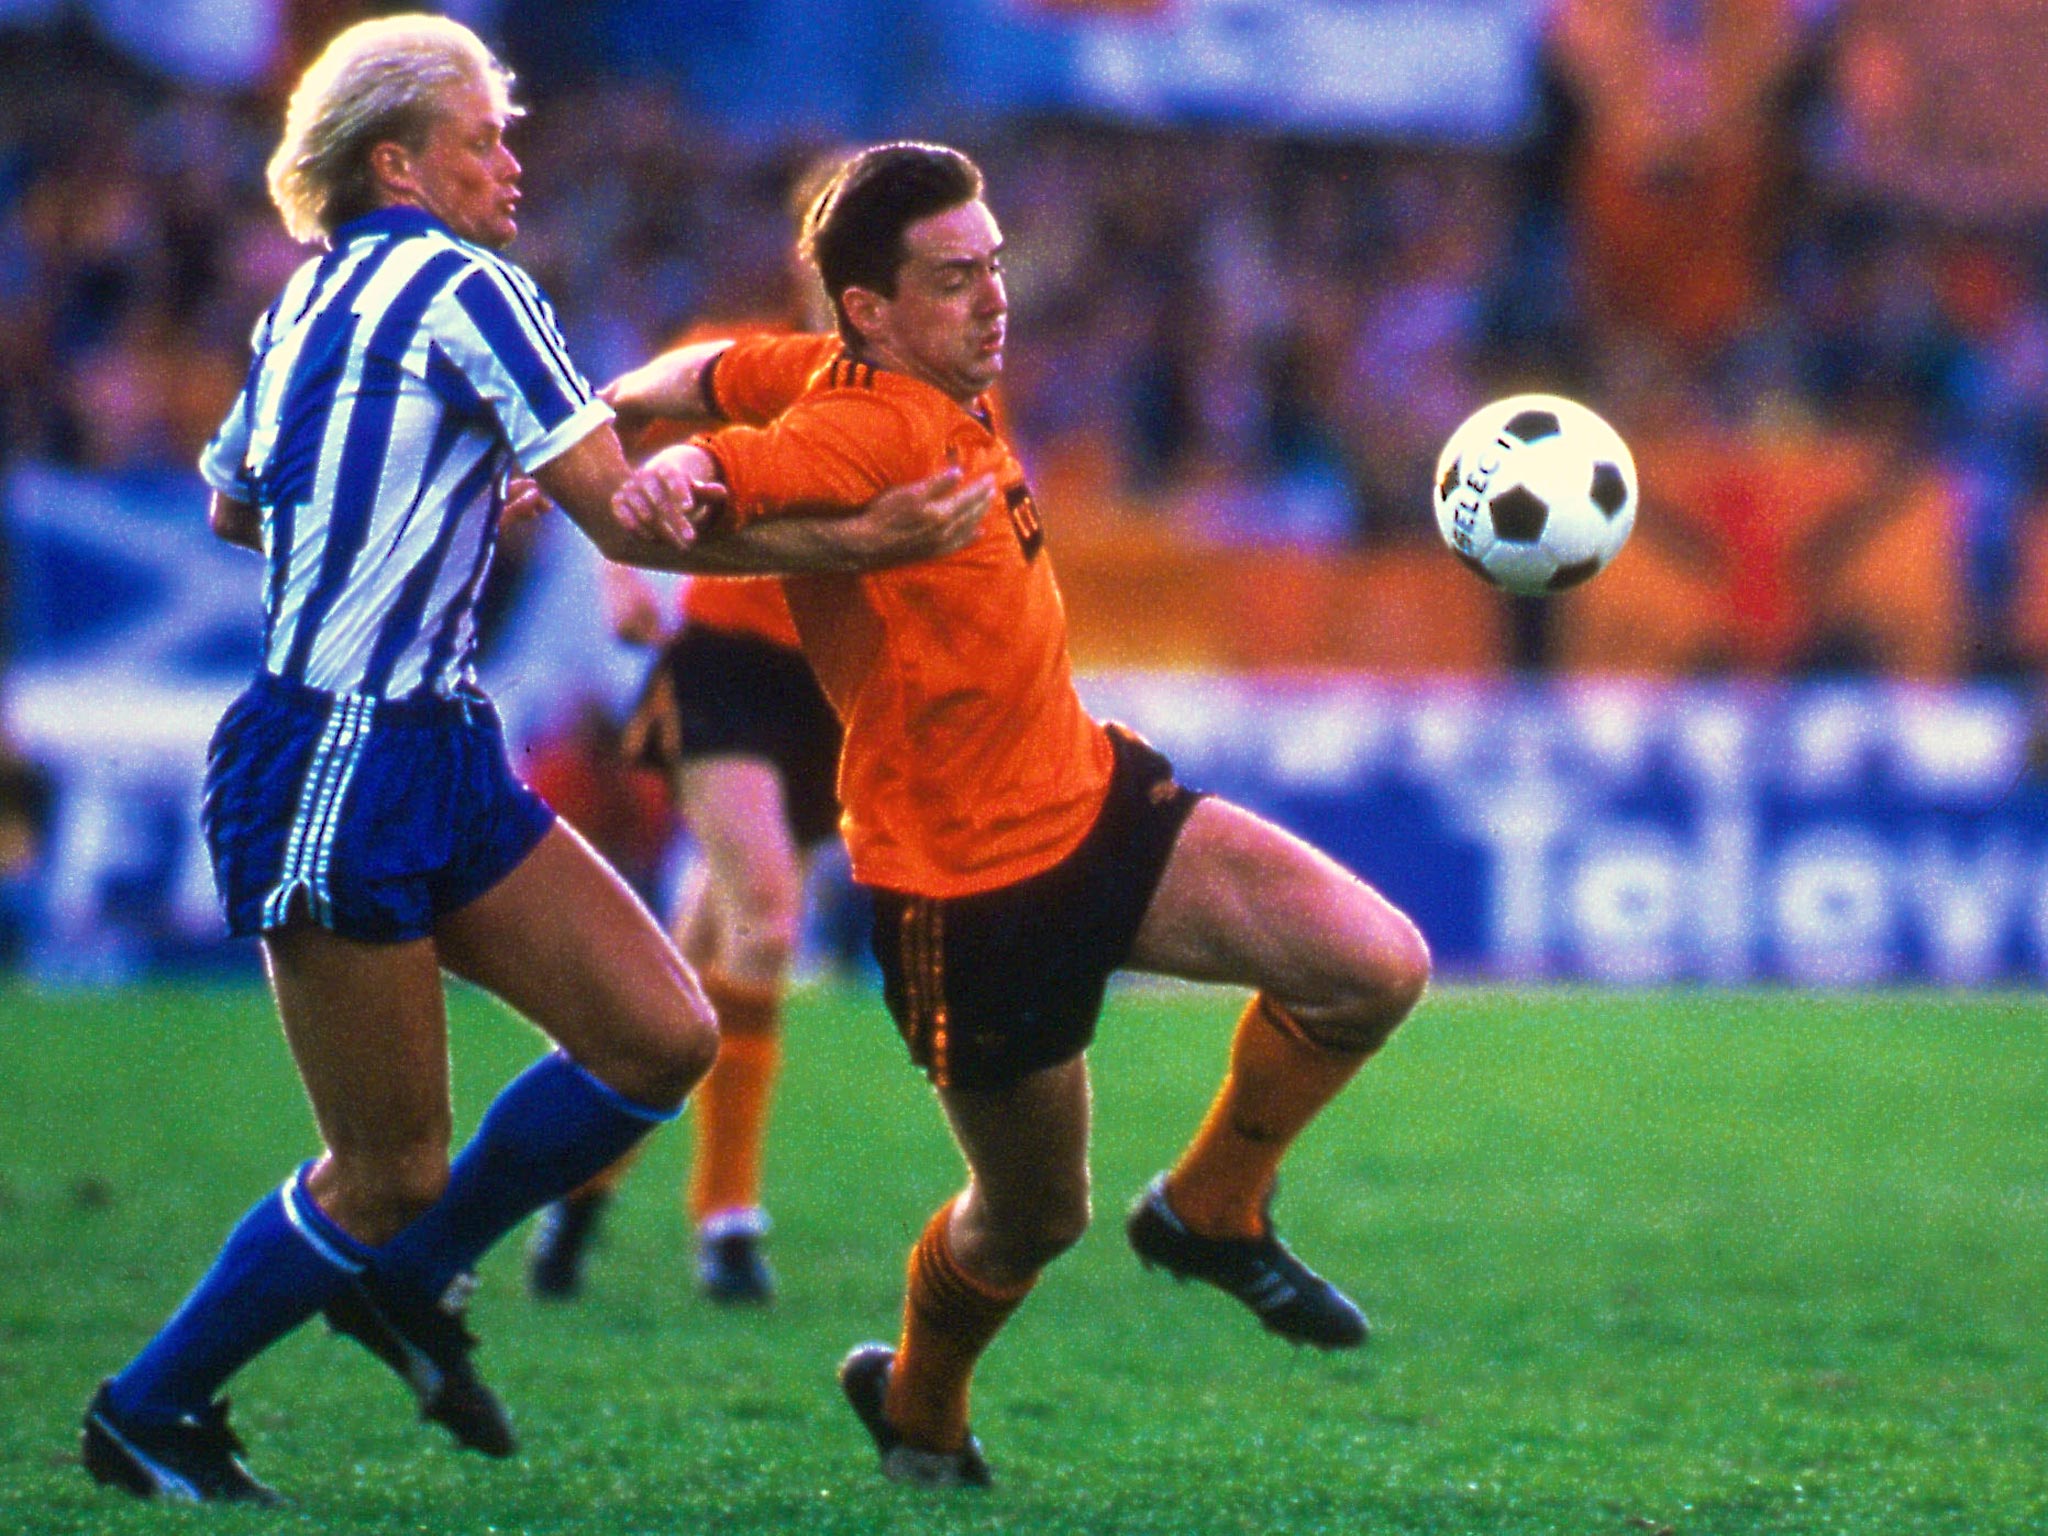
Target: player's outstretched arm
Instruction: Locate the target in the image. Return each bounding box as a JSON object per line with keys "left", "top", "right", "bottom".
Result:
{"left": 600, "top": 341, "right": 731, "bottom": 427}
{"left": 533, "top": 423, "right": 711, "bottom": 568}
{"left": 688, "top": 466, "right": 994, "bottom": 573}
{"left": 615, "top": 442, "right": 993, "bottom": 575}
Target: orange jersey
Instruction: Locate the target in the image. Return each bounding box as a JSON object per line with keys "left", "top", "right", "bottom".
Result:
{"left": 704, "top": 337, "right": 1113, "bottom": 898}
{"left": 634, "top": 327, "right": 834, "bottom": 651}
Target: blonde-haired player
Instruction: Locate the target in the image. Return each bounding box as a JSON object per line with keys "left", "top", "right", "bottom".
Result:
{"left": 79, "top": 19, "right": 989, "bottom": 1503}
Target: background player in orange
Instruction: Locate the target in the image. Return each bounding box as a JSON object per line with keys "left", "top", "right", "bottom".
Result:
{"left": 608, "top": 143, "right": 1433, "bottom": 1488}
{"left": 526, "top": 162, "right": 850, "bottom": 1305}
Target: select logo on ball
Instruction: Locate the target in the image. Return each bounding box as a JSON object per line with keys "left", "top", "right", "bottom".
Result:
{"left": 1431, "top": 394, "right": 1637, "bottom": 597}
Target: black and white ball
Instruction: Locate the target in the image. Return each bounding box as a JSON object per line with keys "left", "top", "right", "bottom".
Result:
{"left": 1432, "top": 394, "right": 1637, "bottom": 596}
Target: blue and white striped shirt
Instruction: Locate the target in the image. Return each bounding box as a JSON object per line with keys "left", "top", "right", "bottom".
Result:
{"left": 200, "top": 205, "right": 611, "bottom": 700}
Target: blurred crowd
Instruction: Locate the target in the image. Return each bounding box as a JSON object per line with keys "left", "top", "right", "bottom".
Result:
{"left": 4, "top": 1, "right": 2048, "bottom": 676}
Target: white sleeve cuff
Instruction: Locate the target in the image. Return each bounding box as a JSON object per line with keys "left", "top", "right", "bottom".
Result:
{"left": 518, "top": 398, "right": 615, "bottom": 474}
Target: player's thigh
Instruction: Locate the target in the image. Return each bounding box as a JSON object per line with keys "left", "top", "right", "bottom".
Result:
{"left": 676, "top": 756, "right": 805, "bottom": 919}
{"left": 432, "top": 821, "right": 714, "bottom": 1103}
{"left": 1126, "top": 796, "right": 1426, "bottom": 1009}
{"left": 262, "top": 918, "right": 452, "bottom": 1166}
{"left": 938, "top": 1056, "right": 1092, "bottom": 1235}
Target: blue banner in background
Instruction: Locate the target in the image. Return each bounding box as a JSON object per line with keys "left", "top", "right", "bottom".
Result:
{"left": 1082, "top": 674, "right": 2048, "bottom": 986}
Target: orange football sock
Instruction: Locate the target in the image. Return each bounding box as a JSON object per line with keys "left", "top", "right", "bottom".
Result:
{"left": 1165, "top": 995, "right": 1370, "bottom": 1240}
{"left": 688, "top": 970, "right": 783, "bottom": 1225}
{"left": 884, "top": 1202, "right": 1034, "bottom": 1453}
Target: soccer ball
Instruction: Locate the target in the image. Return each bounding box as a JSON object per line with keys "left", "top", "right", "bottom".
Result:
{"left": 1432, "top": 393, "right": 1637, "bottom": 595}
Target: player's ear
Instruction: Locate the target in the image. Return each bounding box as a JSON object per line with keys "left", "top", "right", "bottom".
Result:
{"left": 368, "top": 139, "right": 422, "bottom": 205}
{"left": 841, "top": 285, "right": 888, "bottom": 347}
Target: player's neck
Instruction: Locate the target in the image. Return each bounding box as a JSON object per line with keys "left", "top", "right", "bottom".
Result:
{"left": 847, "top": 341, "right": 983, "bottom": 407}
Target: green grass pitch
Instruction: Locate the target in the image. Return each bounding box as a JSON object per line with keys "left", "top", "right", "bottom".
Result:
{"left": 0, "top": 977, "right": 2043, "bottom": 1533}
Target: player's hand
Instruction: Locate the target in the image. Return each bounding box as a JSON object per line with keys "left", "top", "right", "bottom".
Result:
{"left": 848, "top": 468, "right": 996, "bottom": 566}
{"left": 503, "top": 475, "right": 551, "bottom": 525}
{"left": 622, "top": 666, "right": 682, "bottom": 764}
{"left": 601, "top": 563, "right": 667, "bottom": 647}
{"left": 612, "top": 444, "right": 725, "bottom": 551}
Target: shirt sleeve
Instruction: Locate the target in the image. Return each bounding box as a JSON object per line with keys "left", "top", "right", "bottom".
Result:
{"left": 706, "top": 334, "right": 841, "bottom": 425}
{"left": 435, "top": 257, "right": 613, "bottom": 472}
{"left": 706, "top": 391, "right": 943, "bottom": 528}
{"left": 197, "top": 305, "right": 273, "bottom": 499}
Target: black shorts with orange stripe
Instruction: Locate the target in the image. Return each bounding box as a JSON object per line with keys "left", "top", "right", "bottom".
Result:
{"left": 867, "top": 725, "right": 1203, "bottom": 1091}
{"left": 631, "top": 624, "right": 844, "bottom": 849}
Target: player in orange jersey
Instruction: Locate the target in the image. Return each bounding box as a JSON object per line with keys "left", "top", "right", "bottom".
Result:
{"left": 608, "top": 143, "right": 1432, "bottom": 1488}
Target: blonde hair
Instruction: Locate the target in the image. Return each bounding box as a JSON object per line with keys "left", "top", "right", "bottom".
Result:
{"left": 266, "top": 14, "right": 520, "bottom": 245}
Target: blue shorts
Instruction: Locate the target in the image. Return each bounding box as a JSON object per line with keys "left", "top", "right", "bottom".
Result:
{"left": 202, "top": 674, "right": 557, "bottom": 943}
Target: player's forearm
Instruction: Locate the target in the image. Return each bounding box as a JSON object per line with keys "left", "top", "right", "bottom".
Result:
{"left": 672, "top": 509, "right": 902, "bottom": 575}
{"left": 679, "top": 470, "right": 994, "bottom": 574}
{"left": 609, "top": 436, "right": 993, "bottom": 574}
{"left": 538, "top": 424, "right": 707, "bottom": 571}
{"left": 604, "top": 341, "right": 730, "bottom": 426}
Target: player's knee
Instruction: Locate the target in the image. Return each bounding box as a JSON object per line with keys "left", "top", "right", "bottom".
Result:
{"left": 588, "top": 982, "right": 719, "bottom": 1112}
{"left": 1004, "top": 1189, "right": 1092, "bottom": 1271}
{"left": 724, "top": 874, "right": 804, "bottom": 979}
{"left": 1038, "top": 1198, "right": 1092, "bottom": 1262}
{"left": 1377, "top": 916, "right": 1433, "bottom": 1020}
{"left": 1315, "top": 914, "right": 1432, "bottom": 1055}
{"left": 639, "top": 997, "right": 721, "bottom": 1109}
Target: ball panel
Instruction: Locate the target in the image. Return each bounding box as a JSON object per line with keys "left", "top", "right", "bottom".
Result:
{"left": 1546, "top": 556, "right": 1602, "bottom": 590}
{"left": 1502, "top": 408, "right": 1562, "bottom": 444}
{"left": 1481, "top": 542, "right": 1557, "bottom": 595}
{"left": 1454, "top": 549, "right": 1499, "bottom": 586}
{"left": 1488, "top": 484, "right": 1549, "bottom": 543}
{"left": 1590, "top": 461, "right": 1628, "bottom": 518}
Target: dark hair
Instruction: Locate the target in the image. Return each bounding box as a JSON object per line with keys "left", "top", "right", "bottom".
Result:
{"left": 802, "top": 142, "right": 984, "bottom": 343}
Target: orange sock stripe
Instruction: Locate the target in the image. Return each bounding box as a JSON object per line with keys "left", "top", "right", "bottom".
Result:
{"left": 688, "top": 972, "right": 783, "bottom": 1224}
{"left": 914, "top": 1205, "right": 1034, "bottom": 1310}
{"left": 687, "top": 1030, "right": 781, "bottom": 1222}
{"left": 1253, "top": 993, "right": 1315, "bottom": 1047}
{"left": 1255, "top": 993, "right": 1371, "bottom": 1058}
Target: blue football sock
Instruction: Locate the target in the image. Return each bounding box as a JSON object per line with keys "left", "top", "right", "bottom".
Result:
{"left": 108, "top": 1165, "right": 371, "bottom": 1424}
{"left": 376, "top": 1051, "right": 674, "bottom": 1304}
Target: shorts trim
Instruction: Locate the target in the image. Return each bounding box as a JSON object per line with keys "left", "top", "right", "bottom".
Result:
{"left": 262, "top": 691, "right": 375, "bottom": 929}
{"left": 897, "top": 899, "right": 951, "bottom": 1085}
